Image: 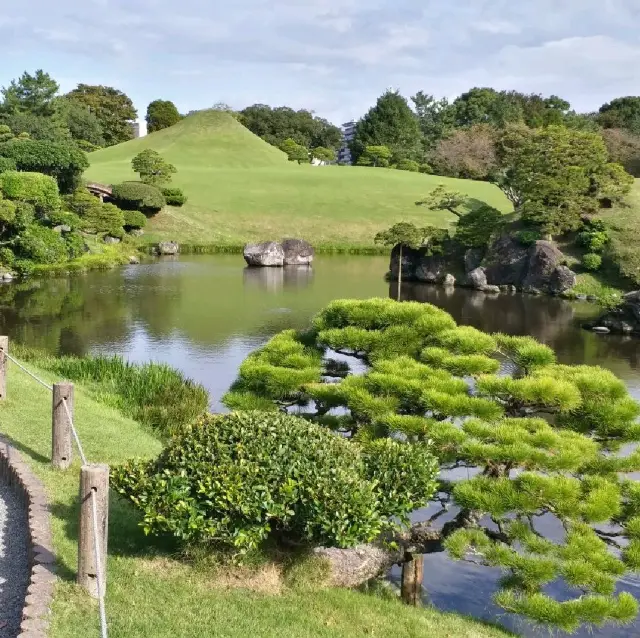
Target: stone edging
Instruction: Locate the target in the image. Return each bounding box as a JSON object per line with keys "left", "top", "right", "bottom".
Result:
{"left": 0, "top": 435, "right": 56, "bottom": 637}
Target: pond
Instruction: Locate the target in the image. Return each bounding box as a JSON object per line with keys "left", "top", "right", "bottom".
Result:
{"left": 1, "top": 253, "right": 640, "bottom": 637}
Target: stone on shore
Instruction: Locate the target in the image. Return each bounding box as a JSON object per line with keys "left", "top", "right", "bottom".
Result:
{"left": 281, "top": 238, "right": 314, "bottom": 266}
{"left": 158, "top": 241, "right": 180, "bottom": 255}
{"left": 243, "top": 241, "right": 285, "bottom": 267}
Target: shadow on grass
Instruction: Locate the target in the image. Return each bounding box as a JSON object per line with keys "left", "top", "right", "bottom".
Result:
{"left": 4, "top": 434, "right": 50, "bottom": 465}
{"left": 49, "top": 491, "right": 179, "bottom": 583}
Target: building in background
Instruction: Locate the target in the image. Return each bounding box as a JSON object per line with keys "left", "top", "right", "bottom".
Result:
{"left": 130, "top": 121, "right": 141, "bottom": 138}
{"left": 337, "top": 121, "right": 356, "bottom": 164}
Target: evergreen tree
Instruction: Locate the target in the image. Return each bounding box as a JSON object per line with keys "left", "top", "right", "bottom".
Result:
{"left": 0, "top": 70, "right": 59, "bottom": 117}
{"left": 351, "top": 91, "right": 421, "bottom": 164}
{"left": 224, "top": 297, "right": 640, "bottom": 634}
{"left": 146, "top": 99, "right": 182, "bottom": 133}
{"left": 131, "top": 149, "right": 177, "bottom": 186}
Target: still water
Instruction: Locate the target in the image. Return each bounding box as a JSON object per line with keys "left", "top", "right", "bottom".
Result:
{"left": 1, "top": 253, "right": 640, "bottom": 637}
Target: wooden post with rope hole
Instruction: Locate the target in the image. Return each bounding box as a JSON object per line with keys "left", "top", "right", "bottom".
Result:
{"left": 0, "top": 336, "right": 7, "bottom": 400}
{"left": 52, "top": 382, "right": 74, "bottom": 469}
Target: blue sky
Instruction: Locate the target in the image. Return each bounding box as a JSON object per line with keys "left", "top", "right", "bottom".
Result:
{"left": 2, "top": 0, "right": 640, "bottom": 131}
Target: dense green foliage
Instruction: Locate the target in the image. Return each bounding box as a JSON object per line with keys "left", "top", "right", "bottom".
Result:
{"left": 0, "top": 171, "right": 60, "bottom": 214}
{"left": 1, "top": 69, "right": 58, "bottom": 117}
{"left": 113, "top": 410, "right": 437, "bottom": 554}
{"left": 280, "top": 138, "right": 310, "bottom": 164}
{"left": 582, "top": 253, "right": 602, "bottom": 271}
{"left": 239, "top": 104, "right": 342, "bottom": 151}
{"left": 111, "top": 182, "right": 165, "bottom": 213}
{"left": 598, "top": 97, "right": 640, "bottom": 134}
{"left": 161, "top": 187, "right": 187, "bottom": 207}
{"left": 0, "top": 138, "right": 89, "bottom": 193}
{"left": 64, "top": 187, "right": 132, "bottom": 237}
{"left": 131, "top": 149, "right": 177, "bottom": 186}
{"left": 351, "top": 91, "right": 422, "bottom": 164}
{"left": 224, "top": 297, "right": 640, "bottom": 633}
{"left": 146, "top": 99, "right": 182, "bottom": 133}
{"left": 356, "top": 145, "right": 392, "bottom": 168}
{"left": 0, "top": 157, "right": 15, "bottom": 174}
{"left": 454, "top": 204, "right": 503, "bottom": 248}
{"left": 123, "top": 209, "right": 147, "bottom": 230}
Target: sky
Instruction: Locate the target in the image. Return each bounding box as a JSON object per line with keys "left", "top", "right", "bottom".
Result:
{"left": 1, "top": 0, "right": 640, "bottom": 131}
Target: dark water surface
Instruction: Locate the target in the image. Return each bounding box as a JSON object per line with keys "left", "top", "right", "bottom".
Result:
{"left": 1, "top": 253, "right": 640, "bottom": 637}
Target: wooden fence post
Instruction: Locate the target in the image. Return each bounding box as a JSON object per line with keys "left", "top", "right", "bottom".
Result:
{"left": 401, "top": 553, "right": 424, "bottom": 606}
{"left": 78, "top": 464, "right": 109, "bottom": 598}
{"left": 0, "top": 336, "right": 7, "bottom": 400}
{"left": 52, "top": 382, "right": 74, "bottom": 469}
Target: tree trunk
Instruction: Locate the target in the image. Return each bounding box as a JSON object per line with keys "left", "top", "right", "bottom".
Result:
{"left": 397, "top": 244, "right": 403, "bottom": 302}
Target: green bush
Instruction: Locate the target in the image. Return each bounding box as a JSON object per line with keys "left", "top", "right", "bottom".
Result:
{"left": 123, "top": 209, "right": 147, "bottom": 230}
{"left": 419, "top": 163, "right": 433, "bottom": 174}
{"left": 0, "top": 139, "right": 89, "bottom": 193}
{"left": 111, "top": 182, "right": 165, "bottom": 214}
{"left": 582, "top": 252, "right": 603, "bottom": 271}
{"left": 455, "top": 204, "right": 503, "bottom": 248}
{"left": 46, "top": 210, "right": 82, "bottom": 230}
{"left": 394, "top": 159, "right": 420, "bottom": 172}
{"left": 64, "top": 231, "right": 88, "bottom": 259}
{"left": 12, "top": 202, "right": 35, "bottom": 231}
{"left": 0, "top": 171, "right": 61, "bottom": 214}
{"left": 161, "top": 187, "right": 187, "bottom": 207}
{"left": 111, "top": 411, "right": 437, "bottom": 554}
{"left": 516, "top": 229, "right": 542, "bottom": 246}
{"left": 81, "top": 201, "right": 125, "bottom": 235}
{"left": 578, "top": 227, "right": 609, "bottom": 253}
{"left": 75, "top": 140, "right": 102, "bottom": 153}
{"left": 64, "top": 188, "right": 101, "bottom": 217}
{"left": 0, "top": 157, "right": 16, "bottom": 174}
{"left": 13, "top": 224, "right": 69, "bottom": 264}
{"left": 0, "top": 247, "right": 14, "bottom": 267}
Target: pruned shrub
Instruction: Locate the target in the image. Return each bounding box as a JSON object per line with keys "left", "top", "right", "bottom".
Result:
{"left": 13, "top": 224, "right": 69, "bottom": 264}
{"left": 0, "top": 139, "right": 89, "bottom": 193}
{"left": 46, "top": 210, "right": 82, "bottom": 230}
{"left": 111, "top": 411, "right": 437, "bottom": 554}
{"left": 0, "top": 171, "right": 61, "bottom": 214}
{"left": 0, "top": 157, "right": 16, "bottom": 174}
{"left": 582, "top": 253, "right": 603, "bottom": 271}
{"left": 111, "top": 181, "right": 165, "bottom": 214}
{"left": 123, "top": 209, "right": 147, "bottom": 230}
{"left": 394, "top": 159, "right": 420, "bottom": 172}
{"left": 516, "top": 229, "right": 542, "bottom": 246}
{"left": 64, "top": 231, "right": 89, "bottom": 259}
{"left": 161, "top": 186, "right": 187, "bottom": 207}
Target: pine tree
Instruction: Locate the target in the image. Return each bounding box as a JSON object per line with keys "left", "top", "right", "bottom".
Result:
{"left": 224, "top": 297, "right": 640, "bottom": 634}
{"left": 351, "top": 91, "right": 421, "bottom": 164}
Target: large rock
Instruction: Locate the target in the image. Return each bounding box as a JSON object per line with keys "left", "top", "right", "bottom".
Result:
{"left": 482, "top": 233, "right": 529, "bottom": 286}
{"left": 464, "top": 248, "right": 485, "bottom": 273}
{"left": 243, "top": 241, "right": 285, "bottom": 267}
{"left": 585, "top": 290, "right": 640, "bottom": 335}
{"left": 468, "top": 267, "right": 487, "bottom": 290}
{"left": 521, "top": 241, "right": 576, "bottom": 295}
{"left": 281, "top": 238, "right": 314, "bottom": 266}
{"left": 158, "top": 241, "right": 179, "bottom": 255}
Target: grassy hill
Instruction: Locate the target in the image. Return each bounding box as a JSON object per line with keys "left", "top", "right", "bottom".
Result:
{"left": 86, "top": 110, "right": 513, "bottom": 249}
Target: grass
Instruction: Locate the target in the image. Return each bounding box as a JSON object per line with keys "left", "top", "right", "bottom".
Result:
{"left": 85, "top": 110, "right": 513, "bottom": 248}
{"left": 0, "top": 353, "right": 513, "bottom": 638}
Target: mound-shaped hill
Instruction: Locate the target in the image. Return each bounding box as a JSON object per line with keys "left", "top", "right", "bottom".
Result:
{"left": 88, "top": 110, "right": 288, "bottom": 175}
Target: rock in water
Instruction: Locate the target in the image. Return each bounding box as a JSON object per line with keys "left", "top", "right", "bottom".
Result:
{"left": 243, "top": 241, "right": 285, "bottom": 267}
{"left": 158, "top": 241, "right": 179, "bottom": 255}
{"left": 129, "top": 255, "right": 140, "bottom": 265}
{"left": 468, "top": 267, "right": 487, "bottom": 290}
{"left": 585, "top": 291, "right": 640, "bottom": 335}
{"left": 443, "top": 273, "right": 456, "bottom": 287}
{"left": 522, "top": 241, "right": 576, "bottom": 295}
{"left": 281, "top": 238, "right": 314, "bottom": 266}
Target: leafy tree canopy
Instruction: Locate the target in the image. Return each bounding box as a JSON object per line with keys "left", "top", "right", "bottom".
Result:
{"left": 598, "top": 96, "right": 640, "bottom": 135}
{"left": 351, "top": 91, "right": 422, "bottom": 164}
{"left": 224, "top": 297, "right": 640, "bottom": 634}
{"left": 280, "top": 138, "right": 309, "bottom": 164}
{"left": 312, "top": 146, "right": 336, "bottom": 163}
{"left": 66, "top": 84, "right": 137, "bottom": 147}
{"left": 356, "top": 145, "right": 392, "bottom": 168}
{"left": 0, "top": 70, "right": 59, "bottom": 117}
{"left": 146, "top": 99, "right": 182, "bottom": 133}
{"left": 131, "top": 149, "right": 177, "bottom": 186}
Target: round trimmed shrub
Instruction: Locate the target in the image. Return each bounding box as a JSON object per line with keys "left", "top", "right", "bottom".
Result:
{"left": 13, "top": 224, "right": 69, "bottom": 264}
{"left": 82, "top": 202, "right": 125, "bottom": 235}
{"left": 161, "top": 187, "right": 187, "bottom": 207}
{"left": 583, "top": 253, "right": 603, "bottom": 271}
{"left": 394, "top": 159, "right": 420, "bottom": 172}
{"left": 47, "top": 210, "right": 82, "bottom": 230}
{"left": 112, "top": 411, "right": 437, "bottom": 553}
{"left": 0, "top": 157, "right": 16, "bottom": 174}
{"left": 0, "top": 171, "right": 61, "bottom": 214}
{"left": 123, "top": 209, "right": 147, "bottom": 230}
{"left": 111, "top": 182, "right": 165, "bottom": 214}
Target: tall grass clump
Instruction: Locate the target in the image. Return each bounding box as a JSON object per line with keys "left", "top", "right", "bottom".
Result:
{"left": 14, "top": 347, "right": 208, "bottom": 436}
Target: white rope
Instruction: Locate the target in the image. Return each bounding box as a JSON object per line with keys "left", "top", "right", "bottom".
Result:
{"left": 90, "top": 489, "right": 108, "bottom": 638}
{"left": 4, "top": 353, "right": 54, "bottom": 391}
{"left": 61, "top": 397, "right": 88, "bottom": 466}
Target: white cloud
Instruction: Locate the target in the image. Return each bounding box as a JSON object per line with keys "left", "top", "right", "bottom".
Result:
{"left": 472, "top": 20, "right": 521, "bottom": 35}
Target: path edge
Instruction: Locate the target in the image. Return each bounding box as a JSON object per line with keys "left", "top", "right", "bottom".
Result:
{"left": 0, "top": 435, "right": 56, "bottom": 637}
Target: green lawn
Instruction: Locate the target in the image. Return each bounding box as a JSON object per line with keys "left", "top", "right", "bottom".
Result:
{"left": 0, "top": 355, "right": 513, "bottom": 638}
{"left": 85, "top": 110, "right": 513, "bottom": 248}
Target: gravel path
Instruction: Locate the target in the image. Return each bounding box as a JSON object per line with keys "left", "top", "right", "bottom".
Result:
{"left": 0, "top": 479, "right": 29, "bottom": 637}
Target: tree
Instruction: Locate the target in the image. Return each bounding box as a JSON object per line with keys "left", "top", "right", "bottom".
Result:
{"left": 495, "top": 125, "right": 634, "bottom": 235}
{"left": 1, "top": 70, "right": 59, "bottom": 116}
{"left": 351, "top": 91, "right": 422, "bottom": 164}
{"left": 416, "top": 184, "right": 469, "bottom": 219}
{"left": 280, "top": 138, "right": 309, "bottom": 164}
{"left": 66, "top": 84, "right": 137, "bottom": 146}
{"left": 224, "top": 297, "right": 640, "bottom": 634}
{"left": 429, "top": 124, "right": 498, "bottom": 180}
{"left": 131, "top": 149, "right": 177, "bottom": 186}
{"left": 356, "top": 145, "right": 392, "bottom": 168}
{"left": 146, "top": 100, "right": 182, "bottom": 133}
{"left": 57, "top": 98, "right": 105, "bottom": 147}
{"left": 601, "top": 128, "right": 640, "bottom": 177}
{"left": 1, "top": 112, "right": 71, "bottom": 143}
{"left": 0, "top": 125, "right": 14, "bottom": 143}
{"left": 598, "top": 97, "right": 640, "bottom": 135}
{"left": 411, "top": 91, "right": 456, "bottom": 152}
{"left": 312, "top": 146, "right": 336, "bottom": 163}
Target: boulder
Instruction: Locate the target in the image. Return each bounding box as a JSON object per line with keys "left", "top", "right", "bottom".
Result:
{"left": 464, "top": 248, "right": 485, "bottom": 273}
{"left": 243, "top": 241, "right": 285, "bottom": 267}
{"left": 482, "top": 285, "right": 501, "bottom": 294}
{"left": 2, "top": 273, "right": 14, "bottom": 282}
{"left": 158, "top": 241, "right": 179, "bottom": 255}
{"left": 443, "top": 273, "right": 456, "bottom": 287}
{"left": 468, "top": 267, "right": 487, "bottom": 290}
{"left": 130, "top": 228, "right": 145, "bottom": 237}
{"left": 129, "top": 255, "right": 140, "bottom": 265}
{"left": 521, "top": 241, "right": 576, "bottom": 295}
{"left": 103, "top": 235, "right": 121, "bottom": 244}
{"left": 53, "top": 224, "right": 72, "bottom": 234}
{"left": 415, "top": 255, "right": 448, "bottom": 283}
{"left": 482, "top": 233, "right": 529, "bottom": 286}
{"left": 281, "top": 238, "right": 314, "bottom": 266}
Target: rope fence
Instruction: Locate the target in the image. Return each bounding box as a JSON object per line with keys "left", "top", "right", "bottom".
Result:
{"left": 0, "top": 338, "right": 109, "bottom": 638}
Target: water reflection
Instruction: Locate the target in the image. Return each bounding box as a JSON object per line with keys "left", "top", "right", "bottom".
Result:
{"left": 242, "top": 265, "right": 314, "bottom": 292}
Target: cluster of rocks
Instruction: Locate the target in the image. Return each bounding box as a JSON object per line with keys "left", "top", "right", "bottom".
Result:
{"left": 585, "top": 291, "right": 640, "bottom": 335}
{"left": 243, "top": 239, "right": 314, "bottom": 267}
{"left": 391, "top": 233, "right": 577, "bottom": 297}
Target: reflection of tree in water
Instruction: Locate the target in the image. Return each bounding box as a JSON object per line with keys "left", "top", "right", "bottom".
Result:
{"left": 0, "top": 276, "right": 133, "bottom": 356}
{"left": 242, "top": 266, "right": 314, "bottom": 292}
{"left": 394, "top": 282, "right": 640, "bottom": 379}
